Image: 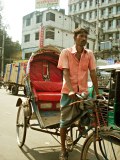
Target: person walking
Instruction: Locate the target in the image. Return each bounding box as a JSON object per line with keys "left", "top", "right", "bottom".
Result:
{"left": 57, "top": 27, "right": 99, "bottom": 160}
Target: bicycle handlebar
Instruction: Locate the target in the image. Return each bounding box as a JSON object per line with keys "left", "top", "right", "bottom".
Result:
{"left": 68, "top": 93, "right": 107, "bottom": 110}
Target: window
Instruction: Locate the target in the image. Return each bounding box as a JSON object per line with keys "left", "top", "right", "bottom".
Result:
{"left": 108, "top": 34, "right": 113, "bottom": 38}
{"left": 75, "top": 23, "right": 79, "bottom": 29}
{"left": 36, "top": 14, "right": 42, "bottom": 23}
{"left": 108, "top": 20, "right": 113, "bottom": 28}
{"left": 69, "top": 5, "right": 72, "bottom": 12}
{"left": 24, "top": 34, "right": 30, "bottom": 42}
{"left": 25, "top": 53, "right": 32, "bottom": 59}
{"left": 35, "top": 32, "right": 39, "bottom": 40}
{"left": 45, "top": 27, "right": 55, "bottom": 39}
{"left": 26, "top": 18, "right": 31, "bottom": 26}
{"left": 101, "top": 22, "right": 105, "bottom": 28}
{"left": 90, "top": 0, "right": 93, "bottom": 6}
{"left": 84, "top": 13, "right": 86, "bottom": 19}
{"left": 79, "top": 3, "right": 81, "bottom": 9}
{"left": 84, "top": 2, "right": 87, "bottom": 8}
{"left": 46, "top": 12, "right": 55, "bottom": 21}
{"left": 87, "top": 42, "right": 89, "bottom": 49}
{"left": 109, "top": 7, "right": 113, "bottom": 14}
{"left": 95, "top": 10, "right": 97, "bottom": 18}
{"left": 101, "top": 9, "right": 105, "bottom": 16}
{"left": 116, "top": 32, "right": 119, "bottom": 39}
{"left": 89, "top": 12, "right": 92, "bottom": 19}
{"left": 74, "top": 4, "right": 77, "bottom": 11}
{"left": 117, "top": 6, "right": 120, "bottom": 13}
{"left": 117, "top": 19, "right": 120, "bottom": 27}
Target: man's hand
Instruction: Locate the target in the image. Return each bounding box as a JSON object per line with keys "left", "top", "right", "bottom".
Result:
{"left": 68, "top": 91, "right": 76, "bottom": 99}
{"left": 96, "top": 94, "right": 105, "bottom": 100}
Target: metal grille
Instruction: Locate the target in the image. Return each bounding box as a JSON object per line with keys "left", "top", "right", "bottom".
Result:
{"left": 97, "top": 102, "right": 108, "bottom": 127}
{"left": 98, "top": 77, "right": 109, "bottom": 88}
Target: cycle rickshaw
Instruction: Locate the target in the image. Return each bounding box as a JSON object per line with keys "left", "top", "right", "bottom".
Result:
{"left": 16, "top": 46, "right": 120, "bottom": 160}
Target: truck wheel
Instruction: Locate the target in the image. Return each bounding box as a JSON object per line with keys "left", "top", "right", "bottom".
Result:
{"left": 23, "top": 87, "right": 26, "bottom": 96}
{"left": 12, "top": 85, "right": 18, "bottom": 95}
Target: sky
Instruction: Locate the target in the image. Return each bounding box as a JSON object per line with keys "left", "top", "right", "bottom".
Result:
{"left": 2, "top": 0, "right": 68, "bottom": 43}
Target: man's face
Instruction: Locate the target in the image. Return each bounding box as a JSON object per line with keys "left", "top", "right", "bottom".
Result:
{"left": 75, "top": 33, "right": 88, "bottom": 47}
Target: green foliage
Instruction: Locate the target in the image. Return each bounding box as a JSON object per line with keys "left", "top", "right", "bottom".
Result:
{"left": 4, "top": 34, "right": 21, "bottom": 58}
{"left": 0, "top": 29, "right": 21, "bottom": 61}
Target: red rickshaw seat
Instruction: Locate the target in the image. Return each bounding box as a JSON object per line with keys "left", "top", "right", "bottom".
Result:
{"left": 31, "top": 81, "right": 62, "bottom": 102}
{"left": 36, "top": 92, "right": 61, "bottom": 101}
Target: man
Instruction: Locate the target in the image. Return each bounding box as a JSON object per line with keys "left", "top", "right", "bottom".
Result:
{"left": 57, "top": 28, "right": 99, "bottom": 160}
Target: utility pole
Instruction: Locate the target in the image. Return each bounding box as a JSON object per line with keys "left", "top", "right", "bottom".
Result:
{"left": 1, "top": 28, "right": 5, "bottom": 77}
{"left": 94, "top": 0, "right": 100, "bottom": 52}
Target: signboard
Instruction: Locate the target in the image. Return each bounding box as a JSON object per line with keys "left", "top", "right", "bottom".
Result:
{"left": 35, "top": 0, "right": 59, "bottom": 9}
{"left": 39, "top": 24, "right": 44, "bottom": 48}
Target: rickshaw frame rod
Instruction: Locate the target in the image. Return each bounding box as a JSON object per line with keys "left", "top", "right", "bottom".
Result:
{"left": 51, "top": 134, "right": 61, "bottom": 144}
{"left": 30, "top": 126, "right": 60, "bottom": 136}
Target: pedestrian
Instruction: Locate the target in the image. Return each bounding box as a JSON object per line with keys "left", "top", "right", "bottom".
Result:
{"left": 57, "top": 27, "right": 99, "bottom": 160}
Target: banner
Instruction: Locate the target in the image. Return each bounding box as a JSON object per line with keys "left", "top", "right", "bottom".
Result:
{"left": 39, "top": 24, "right": 44, "bottom": 48}
{"left": 35, "top": 0, "right": 60, "bottom": 9}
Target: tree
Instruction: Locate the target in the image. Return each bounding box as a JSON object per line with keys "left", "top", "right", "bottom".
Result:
{"left": 0, "top": 1, "right": 21, "bottom": 75}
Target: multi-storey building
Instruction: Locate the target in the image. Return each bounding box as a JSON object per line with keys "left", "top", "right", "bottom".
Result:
{"left": 68, "top": 0, "right": 120, "bottom": 58}
{"left": 21, "top": 8, "right": 97, "bottom": 59}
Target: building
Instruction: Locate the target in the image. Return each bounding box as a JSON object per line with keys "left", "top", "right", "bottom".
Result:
{"left": 68, "top": 0, "right": 120, "bottom": 58}
{"left": 21, "top": 8, "right": 97, "bottom": 59}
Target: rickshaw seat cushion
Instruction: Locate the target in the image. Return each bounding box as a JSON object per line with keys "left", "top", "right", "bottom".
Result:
{"left": 32, "top": 81, "right": 62, "bottom": 92}
{"left": 36, "top": 92, "right": 61, "bottom": 101}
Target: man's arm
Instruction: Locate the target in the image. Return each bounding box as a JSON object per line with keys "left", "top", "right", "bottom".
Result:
{"left": 63, "top": 68, "right": 75, "bottom": 97}
{"left": 90, "top": 69, "right": 99, "bottom": 95}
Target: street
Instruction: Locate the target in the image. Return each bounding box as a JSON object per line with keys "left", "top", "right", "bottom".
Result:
{"left": 0, "top": 87, "right": 84, "bottom": 160}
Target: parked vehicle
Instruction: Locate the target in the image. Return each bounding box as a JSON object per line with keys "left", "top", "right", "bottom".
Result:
{"left": 3, "top": 61, "right": 27, "bottom": 95}
{"left": 0, "top": 76, "right": 3, "bottom": 88}
{"left": 97, "top": 64, "right": 120, "bottom": 130}
{"left": 16, "top": 46, "right": 120, "bottom": 159}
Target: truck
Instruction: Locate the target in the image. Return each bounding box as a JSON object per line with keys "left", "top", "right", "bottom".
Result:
{"left": 3, "top": 61, "right": 28, "bottom": 95}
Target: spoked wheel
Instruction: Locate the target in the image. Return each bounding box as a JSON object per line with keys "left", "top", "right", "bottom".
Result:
{"left": 81, "top": 131, "right": 120, "bottom": 160}
{"left": 96, "top": 131, "right": 120, "bottom": 160}
{"left": 66, "top": 125, "right": 81, "bottom": 152}
{"left": 16, "top": 105, "right": 27, "bottom": 147}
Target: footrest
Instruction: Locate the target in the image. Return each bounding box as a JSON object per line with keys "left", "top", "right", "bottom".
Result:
{"left": 40, "top": 111, "right": 60, "bottom": 128}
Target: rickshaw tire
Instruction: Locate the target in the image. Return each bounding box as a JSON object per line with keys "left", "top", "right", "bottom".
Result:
{"left": 80, "top": 130, "right": 120, "bottom": 160}
{"left": 80, "top": 132, "right": 94, "bottom": 160}
{"left": 16, "top": 105, "right": 27, "bottom": 148}
{"left": 95, "top": 130, "right": 120, "bottom": 160}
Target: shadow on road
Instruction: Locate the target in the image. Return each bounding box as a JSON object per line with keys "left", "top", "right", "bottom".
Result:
{"left": 20, "top": 144, "right": 83, "bottom": 160}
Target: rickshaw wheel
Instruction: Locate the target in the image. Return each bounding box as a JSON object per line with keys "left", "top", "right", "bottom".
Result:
{"left": 16, "top": 105, "right": 27, "bottom": 148}
{"left": 81, "top": 130, "right": 120, "bottom": 160}
{"left": 66, "top": 125, "right": 81, "bottom": 152}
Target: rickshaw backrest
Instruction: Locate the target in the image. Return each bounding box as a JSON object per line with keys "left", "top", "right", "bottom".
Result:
{"left": 28, "top": 51, "right": 62, "bottom": 111}
{"left": 29, "top": 53, "right": 62, "bottom": 82}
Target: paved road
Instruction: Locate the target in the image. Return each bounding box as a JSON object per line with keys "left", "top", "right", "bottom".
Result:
{"left": 0, "top": 88, "right": 85, "bottom": 160}
{"left": 1, "top": 87, "right": 120, "bottom": 160}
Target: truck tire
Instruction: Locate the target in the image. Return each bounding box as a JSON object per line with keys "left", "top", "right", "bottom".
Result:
{"left": 23, "top": 87, "right": 26, "bottom": 96}
{"left": 12, "top": 85, "right": 18, "bottom": 95}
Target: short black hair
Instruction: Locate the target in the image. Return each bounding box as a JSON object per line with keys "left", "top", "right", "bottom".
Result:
{"left": 74, "top": 28, "right": 89, "bottom": 38}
